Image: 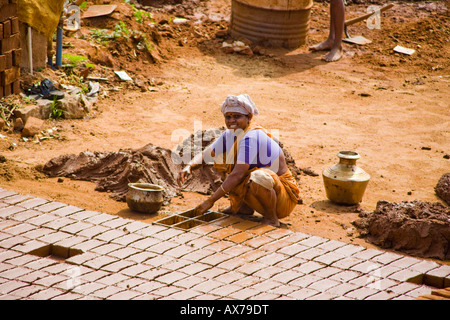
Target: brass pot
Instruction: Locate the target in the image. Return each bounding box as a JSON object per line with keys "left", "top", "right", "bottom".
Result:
{"left": 322, "top": 151, "right": 370, "bottom": 205}
{"left": 126, "top": 183, "right": 164, "bottom": 214}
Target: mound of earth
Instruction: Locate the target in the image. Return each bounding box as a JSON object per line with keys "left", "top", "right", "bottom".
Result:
{"left": 435, "top": 173, "right": 450, "bottom": 205}
{"left": 353, "top": 200, "right": 450, "bottom": 260}
{"left": 42, "top": 142, "right": 223, "bottom": 205}
{"left": 43, "top": 128, "right": 309, "bottom": 205}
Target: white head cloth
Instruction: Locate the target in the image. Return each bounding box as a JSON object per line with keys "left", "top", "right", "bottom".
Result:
{"left": 221, "top": 94, "right": 259, "bottom": 116}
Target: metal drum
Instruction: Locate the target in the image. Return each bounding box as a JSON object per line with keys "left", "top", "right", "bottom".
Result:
{"left": 230, "top": 0, "right": 313, "bottom": 48}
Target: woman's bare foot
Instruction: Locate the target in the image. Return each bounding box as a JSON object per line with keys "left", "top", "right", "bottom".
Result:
{"left": 262, "top": 217, "right": 280, "bottom": 227}
{"left": 322, "top": 46, "right": 343, "bottom": 62}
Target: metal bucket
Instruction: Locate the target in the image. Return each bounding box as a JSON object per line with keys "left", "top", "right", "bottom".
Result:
{"left": 230, "top": 0, "right": 313, "bottom": 48}
{"left": 126, "top": 183, "right": 164, "bottom": 214}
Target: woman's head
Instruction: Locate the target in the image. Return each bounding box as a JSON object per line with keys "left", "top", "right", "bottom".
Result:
{"left": 224, "top": 112, "right": 252, "bottom": 130}
{"left": 221, "top": 94, "right": 259, "bottom": 116}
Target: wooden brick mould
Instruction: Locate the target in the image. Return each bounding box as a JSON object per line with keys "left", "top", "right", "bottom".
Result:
{"left": 0, "top": 0, "right": 21, "bottom": 98}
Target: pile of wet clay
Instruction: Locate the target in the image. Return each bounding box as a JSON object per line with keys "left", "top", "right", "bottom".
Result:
{"left": 43, "top": 142, "right": 222, "bottom": 205}
{"left": 354, "top": 200, "right": 450, "bottom": 260}
{"left": 435, "top": 173, "right": 450, "bottom": 205}
{"left": 43, "top": 128, "right": 309, "bottom": 205}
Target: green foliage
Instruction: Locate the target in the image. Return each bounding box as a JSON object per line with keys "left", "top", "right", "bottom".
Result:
{"left": 89, "top": 22, "right": 131, "bottom": 45}
{"left": 49, "top": 97, "right": 65, "bottom": 120}
{"left": 89, "top": 28, "right": 114, "bottom": 45}
{"left": 114, "top": 21, "right": 130, "bottom": 39}
{"left": 21, "top": 95, "right": 35, "bottom": 104}
{"left": 62, "top": 54, "right": 88, "bottom": 67}
{"left": 133, "top": 7, "right": 153, "bottom": 24}
{"left": 78, "top": 1, "right": 87, "bottom": 9}
{"left": 0, "top": 98, "right": 23, "bottom": 127}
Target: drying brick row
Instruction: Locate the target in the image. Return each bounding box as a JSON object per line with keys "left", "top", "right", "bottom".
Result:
{"left": 0, "top": 0, "right": 21, "bottom": 98}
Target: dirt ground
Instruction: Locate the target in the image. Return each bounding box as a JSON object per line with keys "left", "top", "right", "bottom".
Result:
{"left": 1, "top": 0, "right": 449, "bottom": 261}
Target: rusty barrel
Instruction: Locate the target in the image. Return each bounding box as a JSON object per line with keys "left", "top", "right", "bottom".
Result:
{"left": 230, "top": 0, "right": 313, "bottom": 48}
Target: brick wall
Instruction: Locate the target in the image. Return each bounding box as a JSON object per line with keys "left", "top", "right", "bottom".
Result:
{"left": 0, "top": 0, "right": 21, "bottom": 98}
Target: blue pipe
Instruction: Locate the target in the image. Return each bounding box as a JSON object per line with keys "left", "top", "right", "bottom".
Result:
{"left": 56, "top": 23, "right": 63, "bottom": 67}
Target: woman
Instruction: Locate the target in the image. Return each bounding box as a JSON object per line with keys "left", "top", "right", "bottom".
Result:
{"left": 177, "top": 94, "right": 300, "bottom": 227}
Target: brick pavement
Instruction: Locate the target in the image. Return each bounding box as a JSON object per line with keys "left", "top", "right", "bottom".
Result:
{"left": 0, "top": 187, "right": 449, "bottom": 301}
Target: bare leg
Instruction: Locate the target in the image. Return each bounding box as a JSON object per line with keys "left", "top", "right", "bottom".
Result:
{"left": 221, "top": 202, "right": 254, "bottom": 215}
{"left": 309, "top": 4, "right": 336, "bottom": 52}
{"left": 310, "top": 0, "right": 345, "bottom": 62}
{"left": 244, "top": 182, "right": 279, "bottom": 227}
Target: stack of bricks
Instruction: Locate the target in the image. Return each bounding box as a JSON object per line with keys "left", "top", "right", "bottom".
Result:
{"left": 0, "top": 0, "right": 21, "bottom": 98}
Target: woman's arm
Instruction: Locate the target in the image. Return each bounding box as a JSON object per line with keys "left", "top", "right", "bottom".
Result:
{"left": 194, "top": 162, "right": 250, "bottom": 214}
{"left": 177, "top": 144, "right": 214, "bottom": 186}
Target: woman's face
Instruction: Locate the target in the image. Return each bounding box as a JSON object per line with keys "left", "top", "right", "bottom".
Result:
{"left": 224, "top": 112, "right": 252, "bottom": 131}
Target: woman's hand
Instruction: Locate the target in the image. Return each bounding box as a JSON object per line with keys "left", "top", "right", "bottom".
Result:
{"left": 194, "top": 198, "right": 215, "bottom": 215}
{"left": 177, "top": 165, "right": 192, "bottom": 187}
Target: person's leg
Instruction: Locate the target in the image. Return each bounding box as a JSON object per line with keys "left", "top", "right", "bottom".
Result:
{"left": 244, "top": 181, "right": 279, "bottom": 227}
{"left": 221, "top": 202, "right": 254, "bottom": 215}
{"left": 309, "top": 1, "right": 335, "bottom": 51}
{"left": 310, "top": 0, "right": 345, "bottom": 62}
{"left": 323, "top": 0, "right": 345, "bottom": 62}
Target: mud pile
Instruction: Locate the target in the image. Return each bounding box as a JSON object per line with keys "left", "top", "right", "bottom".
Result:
{"left": 354, "top": 200, "right": 450, "bottom": 260}
{"left": 43, "top": 143, "right": 222, "bottom": 204}
{"left": 435, "top": 173, "right": 450, "bottom": 205}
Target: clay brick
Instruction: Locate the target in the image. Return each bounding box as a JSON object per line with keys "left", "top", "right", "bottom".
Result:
{"left": 2, "top": 20, "right": 11, "bottom": 38}
{"left": 165, "top": 288, "right": 202, "bottom": 300}
{"left": 293, "top": 260, "right": 325, "bottom": 274}
{"left": 71, "top": 282, "right": 106, "bottom": 296}
{"left": 107, "top": 290, "right": 142, "bottom": 300}
{"left": 84, "top": 255, "right": 119, "bottom": 270}
{"left": 3, "top": 81, "right": 10, "bottom": 96}
{"left": 0, "top": 23, "right": 3, "bottom": 40}
{"left": 91, "top": 285, "right": 124, "bottom": 299}
{"left": 0, "top": 279, "right": 28, "bottom": 294}
{"left": 0, "top": 33, "right": 20, "bottom": 54}
{"left": 2, "top": 194, "right": 32, "bottom": 205}
{"left": 4, "top": 51, "right": 11, "bottom": 69}
{"left": 16, "top": 197, "right": 49, "bottom": 209}
{"left": 227, "top": 231, "right": 255, "bottom": 244}
{"left": 12, "top": 48, "right": 20, "bottom": 66}
{"left": 424, "top": 265, "right": 450, "bottom": 288}
{"left": 0, "top": 54, "right": 4, "bottom": 71}
{"left": 272, "top": 269, "right": 303, "bottom": 283}
{"left": 1, "top": 65, "right": 19, "bottom": 85}
{"left": 11, "top": 78, "right": 19, "bottom": 94}
{"left": 101, "top": 259, "right": 136, "bottom": 273}
{"left": 10, "top": 17, "right": 18, "bottom": 34}
{"left": 326, "top": 282, "right": 361, "bottom": 296}
{"left": 287, "top": 287, "right": 320, "bottom": 299}
{"left": 156, "top": 270, "right": 188, "bottom": 285}
{"left": 28, "top": 287, "right": 66, "bottom": 300}
{"left": 308, "top": 277, "right": 341, "bottom": 292}
{"left": 0, "top": 189, "right": 18, "bottom": 199}
{"left": 35, "top": 201, "right": 66, "bottom": 213}
{"left": 344, "top": 286, "right": 380, "bottom": 300}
